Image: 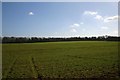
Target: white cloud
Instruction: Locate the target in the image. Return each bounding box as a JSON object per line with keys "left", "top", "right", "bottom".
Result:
{"left": 94, "top": 15, "right": 103, "bottom": 20}
{"left": 113, "top": 30, "right": 118, "bottom": 34}
{"left": 83, "top": 11, "right": 103, "bottom": 21}
{"left": 71, "top": 29, "right": 77, "bottom": 33}
{"left": 84, "top": 11, "right": 98, "bottom": 15}
{"left": 101, "top": 26, "right": 108, "bottom": 30}
{"left": 107, "top": 30, "right": 118, "bottom": 36}
{"left": 104, "top": 15, "right": 118, "bottom": 23}
{"left": 83, "top": 11, "right": 118, "bottom": 23}
{"left": 70, "top": 23, "right": 80, "bottom": 28}
{"left": 74, "top": 23, "right": 80, "bottom": 27}
{"left": 28, "top": 11, "right": 34, "bottom": 15}
{"left": 70, "top": 23, "right": 80, "bottom": 33}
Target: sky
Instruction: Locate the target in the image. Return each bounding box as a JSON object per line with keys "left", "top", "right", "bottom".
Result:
{"left": 2, "top": 2, "right": 118, "bottom": 37}
{"left": 2, "top": 0, "right": 119, "bottom": 2}
{"left": 0, "top": 2, "right": 1, "bottom": 37}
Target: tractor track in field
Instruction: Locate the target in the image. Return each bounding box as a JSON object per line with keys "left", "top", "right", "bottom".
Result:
{"left": 5, "top": 57, "right": 17, "bottom": 79}
{"left": 31, "top": 57, "right": 42, "bottom": 80}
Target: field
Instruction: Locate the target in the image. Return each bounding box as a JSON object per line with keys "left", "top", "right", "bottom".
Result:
{"left": 2, "top": 41, "right": 119, "bottom": 79}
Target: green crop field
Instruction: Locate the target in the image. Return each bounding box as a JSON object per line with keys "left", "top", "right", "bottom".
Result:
{"left": 2, "top": 41, "right": 119, "bottom": 79}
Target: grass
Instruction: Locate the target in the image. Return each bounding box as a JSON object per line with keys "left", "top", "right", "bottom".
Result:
{"left": 2, "top": 41, "right": 119, "bottom": 79}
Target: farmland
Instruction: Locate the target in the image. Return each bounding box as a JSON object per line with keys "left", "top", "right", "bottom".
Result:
{"left": 2, "top": 41, "right": 119, "bottom": 79}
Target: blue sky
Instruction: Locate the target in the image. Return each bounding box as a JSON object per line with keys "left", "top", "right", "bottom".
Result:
{"left": 2, "top": 2, "right": 118, "bottom": 37}
{"left": 0, "top": 2, "right": 1, "bottom": 36}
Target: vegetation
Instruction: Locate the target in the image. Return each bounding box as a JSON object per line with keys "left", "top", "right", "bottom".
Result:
{"left": 2, "top": 41, "right": 119, "bottom": 79}
{"left": 2, "top": 35, "right": 120, "bottom": 43}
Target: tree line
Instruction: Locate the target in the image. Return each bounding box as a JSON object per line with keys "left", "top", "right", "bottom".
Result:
{"left": 1, "top": 35, "right": 120, "bottom": 43}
